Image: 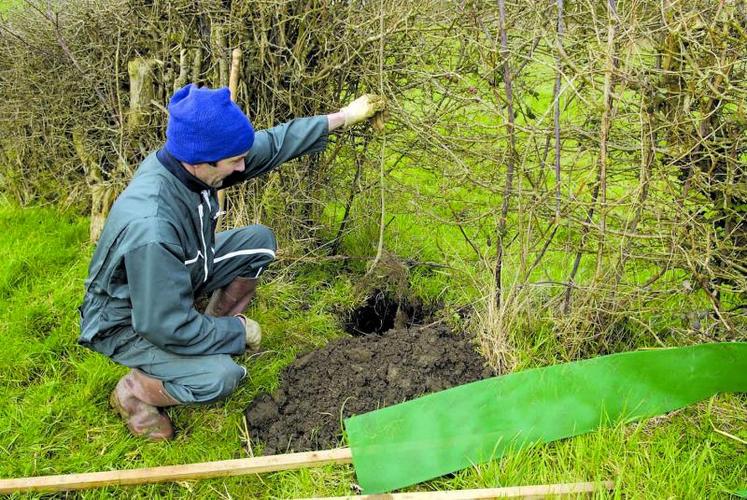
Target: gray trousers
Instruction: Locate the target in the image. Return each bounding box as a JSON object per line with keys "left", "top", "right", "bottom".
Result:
{"left": 105, "top": 224, "right": 276, "bottom": 404}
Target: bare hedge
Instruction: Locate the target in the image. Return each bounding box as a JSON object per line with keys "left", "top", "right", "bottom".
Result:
{"left": 1, "top": 0, "right": 744, "bottom": 365}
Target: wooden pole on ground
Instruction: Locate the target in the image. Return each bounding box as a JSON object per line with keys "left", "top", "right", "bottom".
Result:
{"left": 0, "top": 447, "right": 352, "bottom": 494}
{"left": 307, "top": 481, "right": 615, "bottom": 499}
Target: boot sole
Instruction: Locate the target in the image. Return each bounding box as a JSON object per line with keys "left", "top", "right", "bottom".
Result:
{"left": 109, "top": 388, "right": 129, "bottom": 420}
{"left": 109, "top": 387, "right": 174, "bottom": 441}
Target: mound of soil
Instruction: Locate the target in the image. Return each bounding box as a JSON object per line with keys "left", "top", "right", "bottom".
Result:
{"left": 245, "top": 325, "right": 493, "bottom": 454}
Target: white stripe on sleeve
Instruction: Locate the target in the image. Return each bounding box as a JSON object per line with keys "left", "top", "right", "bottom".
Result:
{"left": 213, "top": 248, "right": 276, "bottom": 263}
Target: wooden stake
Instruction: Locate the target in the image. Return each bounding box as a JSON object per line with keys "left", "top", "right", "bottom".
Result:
{"left": 307, "top": 481, "right": 615, "bottom": 499}
{"left": 0, "top": 447, "right": 352, "bottom": 494}
{"left": 229, "top": 48, "right": 242, "bottom": 101}
{"left": 217, "top": 47, "right": 243, "bottom": 230}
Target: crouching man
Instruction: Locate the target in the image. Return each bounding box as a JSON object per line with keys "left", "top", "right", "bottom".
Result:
{"left": 78, "top": 84, "right": 384, "bottom": 440}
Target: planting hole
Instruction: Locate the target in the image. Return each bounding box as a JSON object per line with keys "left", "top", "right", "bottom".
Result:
{"left": 343, "top": 289, "right": 431, "bottom": 336}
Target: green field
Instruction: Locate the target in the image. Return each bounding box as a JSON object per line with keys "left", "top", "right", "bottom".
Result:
{"left": 0, "top": 0, "right": 20, "bottom": 12}
{"left": 0, "top": 202, "right": 744, "bottom": 498}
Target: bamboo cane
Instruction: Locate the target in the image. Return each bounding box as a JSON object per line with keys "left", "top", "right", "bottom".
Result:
{"left": 0, "top": 447, "right": 352, "bottom": 494}
{"left": 307, "top": 481, "right": 615, "bottom": 499}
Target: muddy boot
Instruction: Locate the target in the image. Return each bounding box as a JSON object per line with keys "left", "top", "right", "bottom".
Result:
{"left": 109, "top": 369, "right": 180, "bottom": 441}
{"left": 205, "top": 277, "right": 257, "bottom": 317}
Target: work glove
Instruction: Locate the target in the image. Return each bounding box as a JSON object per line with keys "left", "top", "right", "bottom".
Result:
{"left": 340, "top": 94, "right": 386, "bottom": 128}
{"left": 236, "top": 314, "right": 262, "bottom": 351}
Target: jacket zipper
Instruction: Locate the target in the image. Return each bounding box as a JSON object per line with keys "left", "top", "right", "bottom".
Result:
{"left": 197, "top": 198, "right": 209, "bottom": 283}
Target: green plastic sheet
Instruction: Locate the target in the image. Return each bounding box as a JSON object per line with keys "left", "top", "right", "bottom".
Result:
{"left": 345, "top": 342, "right": 747, "bottom": 493}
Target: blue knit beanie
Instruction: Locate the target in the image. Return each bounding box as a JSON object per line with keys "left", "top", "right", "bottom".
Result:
{"left": 165, "top": 84, "right": 254, "bottom": 164}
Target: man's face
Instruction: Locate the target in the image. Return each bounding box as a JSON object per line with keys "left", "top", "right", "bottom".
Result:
{"left": 189, "top": 153, "right": 248, "bottom": 188}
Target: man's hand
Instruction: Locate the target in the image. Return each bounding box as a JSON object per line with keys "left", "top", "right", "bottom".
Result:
{"left": 340, "top": 94, "right": 386, "bottom": 128}
{"left": 236, "top": 314, "right": 262, "bottom": 351}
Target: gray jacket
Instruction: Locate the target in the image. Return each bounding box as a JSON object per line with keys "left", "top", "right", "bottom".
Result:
{"left": 78, "top": 116, "right": 328, "bottom": 356}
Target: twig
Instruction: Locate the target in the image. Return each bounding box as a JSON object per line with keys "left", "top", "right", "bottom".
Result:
{"left": 594, "top": 0, "right": 618, "bottom": 277}
{"left": 553, "top": 0, "right": 564, "bottom": 223}
{"left": 494, "top": 0, "right": 517, "bottom": 309}
{"left": 22, "top": 0, "right": 119, "bottom": 126}
{"left": 365, "top": 0, "right": 387, "bottom": 278}
{"left": 710, "top": 424, "right": 747, "bottom": 445}
{"left": 330, "top": 136, "right": 368, "bottom": 255}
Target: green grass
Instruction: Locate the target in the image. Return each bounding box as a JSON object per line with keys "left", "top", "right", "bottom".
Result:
{"left": 0, "top": 203, "right": 744, "bottom": 498}
{"left": 0, "top": 0, "right": 20, "bottom": 13}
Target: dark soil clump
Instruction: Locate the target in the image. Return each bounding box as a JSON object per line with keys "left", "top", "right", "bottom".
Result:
{"left": 245, "top": 325, "right": 493, "bottom": 454}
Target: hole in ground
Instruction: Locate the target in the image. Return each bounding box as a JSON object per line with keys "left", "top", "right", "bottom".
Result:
{"left": 343, "top": 289, "right": 434, "bottom": 336}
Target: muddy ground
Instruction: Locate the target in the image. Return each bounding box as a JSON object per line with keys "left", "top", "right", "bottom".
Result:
{"left": 245, "top": 324, "right": 493, "bottom": 454}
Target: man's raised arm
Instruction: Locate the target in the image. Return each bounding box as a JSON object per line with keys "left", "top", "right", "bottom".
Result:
{"left": 221, "top": 95, "right": 385, "bottom": 188}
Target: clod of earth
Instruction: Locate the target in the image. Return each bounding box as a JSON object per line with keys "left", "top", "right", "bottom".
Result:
{"left": 245, "top": 325, "right": 493, "bottom": 454}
